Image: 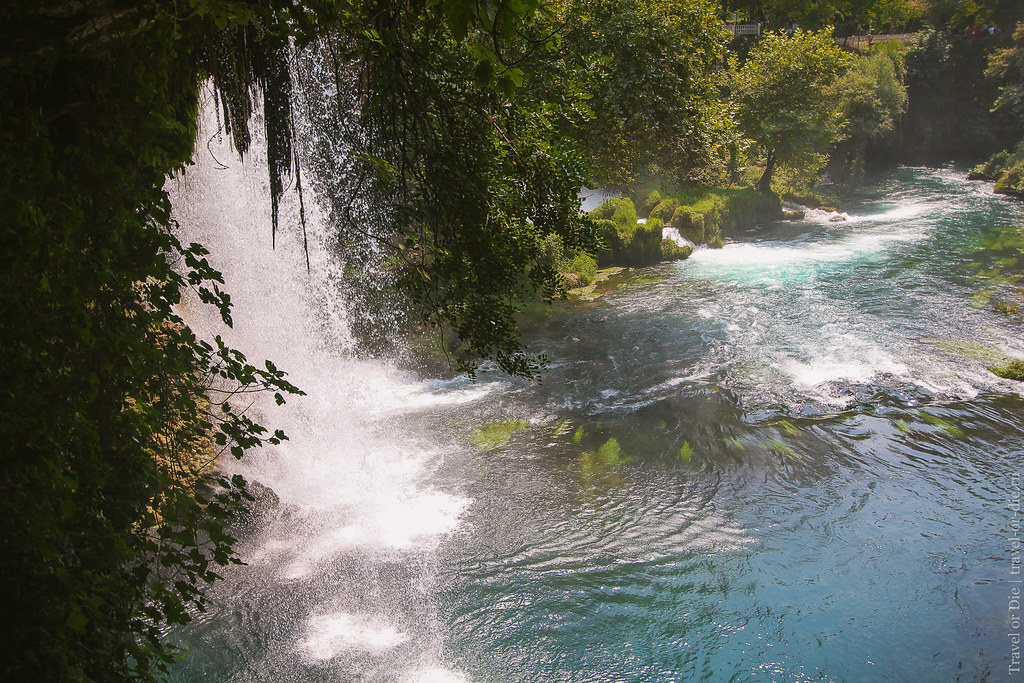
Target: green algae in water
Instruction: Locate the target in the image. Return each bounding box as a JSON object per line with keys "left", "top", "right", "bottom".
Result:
{"left": 550, "top": 418, "right": 573, "bottom": 438}
{"left": 721, "top": 436, "right": 745, "bottom": 450}
{"left": 679, "top": 441, "right": 694, "bottom": 463}
{"left": 762, "top": 438, "right": 801, "bottom": 460}
{"left": 572, "top": 425, "right": 585, "bottom": 444}
{"left": 777, "top": 419, "right": 801, "bottom": 437}
{"left": 920, "top": 413, "right": 965, "bottom": 439}
{"left": 990, "top": 358, "right": 1024, "bottom": 382}
{"left": 928, "top": 339, "right": 1010, "bottom": 365}
{"left": 472, "top": 419, "right": 529, "bottom": 451}
{"left": 596, "top": 437, "right": 625, "bottom": 465}
{"left": 894, "top": 418, "right": 912, "bottom": 435}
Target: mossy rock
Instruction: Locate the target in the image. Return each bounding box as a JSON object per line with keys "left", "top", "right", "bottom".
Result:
{"left": 660, "top": 238, "right": 692, "bottom": 261}
{"left": 708, "top": 236, "right": 725, "bottom": 249}
{"left": 783, "top": 209, "right": 805, "bottom": 220}
{"left": 994, "top": 160, "right": 1024, "bottom": 198}
{"left": 590, "top": 197, "right": 638, "bottom": 229}
{"left": 648, "top": 198, "right": 678, "bottom": 223}
{"left": 969, "top": 150, "right": 1009, "bottom": 180}
{"left": 639, "top": 190, "right": 662, "bottom": 217}
{"left": 670, "top": 206, "right": 705, "bottom": 242}
{"left": 990, "top": 359, "right": 1024, "bottom": 381}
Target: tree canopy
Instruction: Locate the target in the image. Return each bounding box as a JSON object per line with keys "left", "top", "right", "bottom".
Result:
{"left": 558, "top": 0, "right": 735, "bottom": 186}
{"left": 731, "top": 28, "right": 851, "bottom": 192}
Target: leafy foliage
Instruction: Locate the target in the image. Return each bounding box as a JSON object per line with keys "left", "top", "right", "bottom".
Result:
{"left": 558, "top": 0, "right": 736, "bottom": 185}
{"left": 295, "top": 0, "right": 598, "bottom": 378}
{"left": 829, "top": 41, "right": 908, "bottom": 181}
{"left": 731, "top": 28, "right": 851, "bottom": 192}
{"left": 0, "top": 2, "right": 315, "bottom": 678}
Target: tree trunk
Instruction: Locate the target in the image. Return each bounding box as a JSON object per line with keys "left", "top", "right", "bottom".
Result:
{"left": 758, "top": 149, "right": 776, "bottom": 193}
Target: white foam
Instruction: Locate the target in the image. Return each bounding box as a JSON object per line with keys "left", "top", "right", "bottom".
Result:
{"left": 662, "top": 226, "right": 695, "bottom": 249}
{"left": 406, "top": 667, "right": 473, "bottom": 683}
{"left": 297, "top": 612, "right": 408, "bottom": 660}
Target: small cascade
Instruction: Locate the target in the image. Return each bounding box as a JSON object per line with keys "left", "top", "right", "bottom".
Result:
{"left": 166, "top": 90, "right": 479, "bottom": 681}
{"left": 661, "top": 226, "right": 695, "bottom": 249}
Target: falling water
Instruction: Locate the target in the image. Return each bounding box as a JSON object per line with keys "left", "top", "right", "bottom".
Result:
{"left": 168, "top": 92, "right": 484, "bottom": 681}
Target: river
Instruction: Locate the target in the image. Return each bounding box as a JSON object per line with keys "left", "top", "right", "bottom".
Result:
{"left": 169, "top": 165, "right": 1024, "bottom": 681}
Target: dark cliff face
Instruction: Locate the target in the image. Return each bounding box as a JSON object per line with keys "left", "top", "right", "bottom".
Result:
{"left": 867, "top": 33, "right": 1023, "bottom": 168}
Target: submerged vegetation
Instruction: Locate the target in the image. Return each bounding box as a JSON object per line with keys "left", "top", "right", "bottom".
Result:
{"left": 2, "top": 0, "right": 1023, "bottom": 678}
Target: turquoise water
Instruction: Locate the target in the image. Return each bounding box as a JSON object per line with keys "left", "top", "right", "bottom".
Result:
{"left": 170, "top": 167, "right": 1024, "bottom": 682}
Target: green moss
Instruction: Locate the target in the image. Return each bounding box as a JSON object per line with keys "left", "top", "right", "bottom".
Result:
{"left": 969, "top": 150, "right": 1010, "bottom": 180}
{"left": 990, "top": 359, "right": 1024, "bottom": 382}
{"left": 670, "top": 206, "right": 705, "bottom": 242}
{"left": 639, "top": 189, "right": 662, "bottom": 217}
{"left": 591, "top": 197, "right": 638, "bottom": 230}
{"left": 471, "top": 419, "right": 529, "bottom": 450}
{"left": 648, "top": 198, "right": 678, "bottom": 222}
{"left": 660, "top": 238, "right": 693, "bottom": 261}
{"left": 994, "top": 300, "right": 1020, "bottom": 316}
{"left": 993, "top": 158, "right": 1024, "bottom": 198}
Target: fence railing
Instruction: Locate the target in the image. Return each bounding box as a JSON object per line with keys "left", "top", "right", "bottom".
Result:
{"left": 727, "top": 22, "right": 762, "bottom": 36}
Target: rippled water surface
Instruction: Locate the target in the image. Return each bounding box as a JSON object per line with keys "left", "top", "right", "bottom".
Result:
{"left": 170, "top": 167, "right": 1024, "bottom": 682}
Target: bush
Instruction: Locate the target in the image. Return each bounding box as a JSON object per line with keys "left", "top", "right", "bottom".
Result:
{"left": 593, "top": 219, "right": 619, "bottom": 266}
{"left": 567, "top": 251, "right": 599, "bottom": 286}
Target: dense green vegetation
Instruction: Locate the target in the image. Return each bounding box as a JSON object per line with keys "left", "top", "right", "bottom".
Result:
{"left": 732, "top": 29, "right": 851, "bottom": 192}
{"left": 968, "top": 26, "right": 1024, "bottom": 197}
{"left": 590, "top": 187, "right": 783, "bottom": 265}
{"left": 2, "top": 0, "right": 1024, "bottom": 678}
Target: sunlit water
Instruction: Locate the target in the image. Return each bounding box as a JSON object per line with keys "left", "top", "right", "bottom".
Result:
{"left": 169, "top": 164, "right": 1024, "bottom": 682}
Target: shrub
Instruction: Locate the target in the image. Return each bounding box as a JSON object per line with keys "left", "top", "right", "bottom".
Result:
{"left": 567, "top": 251, "right": 599, "bottom": 286}
{"left": 593, "top": 219, "right": 619, "bottom": 266}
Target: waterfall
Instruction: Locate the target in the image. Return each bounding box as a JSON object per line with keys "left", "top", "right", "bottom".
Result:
{"left": 166, "top": 89, "right": 481, "bottom": 681}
